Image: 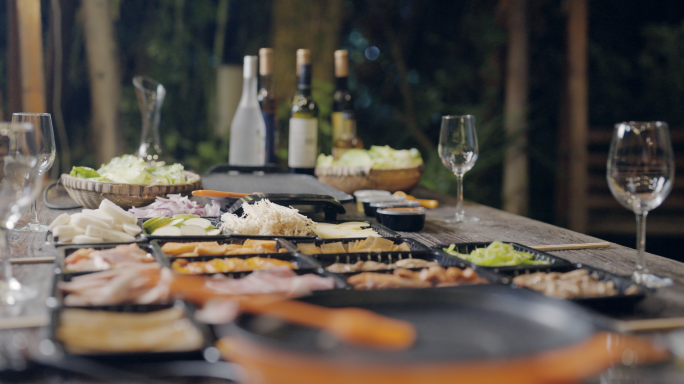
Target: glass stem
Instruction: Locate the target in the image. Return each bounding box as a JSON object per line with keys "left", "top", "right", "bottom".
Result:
{"left": 29, "top": 198, "right": 39, "bottom": 226}
{"left": 635, "top": 211, "right": 649, "bottom": 276}
{"left": 455, "top": 173, "right": 464, "bottom": 222}
{"left": 0, "top": 229, "right": 11, "bottom": 287}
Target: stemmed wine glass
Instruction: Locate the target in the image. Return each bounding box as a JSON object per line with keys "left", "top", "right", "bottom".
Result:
{"left": 438, "top": 115, "right": 480, "bottom": 223}
{"left": 11, "top": 113, "right": 56, "bottom": 232}
{"left": 607, "top": 121, "right": 675, "bottom": 288}
{"left": 0, "top": 122, "right": 43, "bottom": 304}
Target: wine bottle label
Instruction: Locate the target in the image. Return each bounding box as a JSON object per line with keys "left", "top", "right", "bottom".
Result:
{"left": 288, "top": 117, "right": 318, "bottom": 168}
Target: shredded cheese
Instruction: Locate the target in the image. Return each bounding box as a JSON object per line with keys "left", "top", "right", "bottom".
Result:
{"left": 219, "top": 199, "right": 314, "bottom": 236}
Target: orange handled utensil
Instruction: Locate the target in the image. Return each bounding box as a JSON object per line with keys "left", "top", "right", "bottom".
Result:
{"left": 393, "top": 191, "right": 439, "bottom": 209}
{"left": 192, "top": 190, "right": 253, "bottom": 198}
{"left": 168, "top": 273, "right": 415, "bottom": 350}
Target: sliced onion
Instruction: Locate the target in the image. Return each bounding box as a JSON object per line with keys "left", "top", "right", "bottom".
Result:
{"left": 128, "top": 194, "right": 221, "bottom": 218}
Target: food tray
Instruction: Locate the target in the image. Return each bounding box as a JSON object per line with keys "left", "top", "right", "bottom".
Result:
{"left": 432, "top": 241, "right": 572, "bottom": 275}
{"left": 510, "top": 263, "right": 651, "bottom": 314}
{"left": 200, "top": 173, "right": 353, "bottom": 204}
{"left": 150, "top": 237, "right": 298, "bottom": 265}
{"left": 137, "top": 217, "right": 227, "bottom": 240}
{"left": 48, "top": 301, "right": 213, "bottom": 362}
{"left": 223, "top": 220, "right": 400, "bottom": 240}
{"left": 47, "top": 231, "right": 145, "bottom": 247}
{"left": 151, "top": 237, "right": 348, "bottom": 289}
{"left": 56, "top": 243, "right": 159, "bottom": 275}
{"left": 290, "top": 238, "right": 502, "bottom": 286}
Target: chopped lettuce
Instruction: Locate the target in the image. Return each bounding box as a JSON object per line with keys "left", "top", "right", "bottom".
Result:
{"left": 316, "top": 145, "right": 423, "bottom": 169}
{"left": 443, "top": 241, "right": 550, "bottom": 267}
{"left": 70, "top": 166, "right": 101, "bottom": 180}
{"left": 70, "top": 155, "right": 186, "bottom": 185}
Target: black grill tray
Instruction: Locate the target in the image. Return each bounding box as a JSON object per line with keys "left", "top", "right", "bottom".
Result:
{"left": 509, "top": 263, "right": 651, "bottom": 314}
{"left": 48, "top": 301, "right": 212, "bottom": 362}
{"left": 150, "top": 237, "right": 299, "bottom": 267}
{"left": 289, "top": 238, "right": 503, "bottom": 286}
{"left": 138, "top": 217, "right": 226, "bottom": 240}
{"left": 56, "top": 243, "right": 158, "bottom": 276}
{"left": 223, "top": 220, "right": 400, "bottom": 240}
{"left": 200, "top": 173, "right": 353, "bottom": 203}
{"left": 433, "top": 241, "right": 572, "bottom": 274}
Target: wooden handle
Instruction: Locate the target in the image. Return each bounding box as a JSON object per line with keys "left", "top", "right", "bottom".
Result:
{"left": 528, "top": 242, "right": 611, "bottom": 251}
{"left": 616, "top": 317, "right": 684, "bottom": 333}
{"left": 192, "top": 190, "right": 251, "bottom": 198}
{"left": 168, "top": 273, "right": 415, "bottom": 350}
{"left": 393, "top": 191, "right": 439, "bottom": 209}
{"left": 239, "top": 299, "right": 416, "bottom": 350}
{"left": 0, "top": 315, "right": 49, "bottom": 330}
{"left": 11, "top": 256, "right": 55, "bottom": 264}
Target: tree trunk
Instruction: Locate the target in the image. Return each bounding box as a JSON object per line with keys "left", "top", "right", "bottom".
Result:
{"left": 502, "top": 0, "right": 529, "bottom": 216}
{"left": 81, "top": 0, "right": 123, "bottom": 165}
{"left": 271, "top": 0, "right": 344, "bottom": 113}
{"left": 565, "top": 0, "right": 589, "bottom": 233}
{"left": 15, "top": 0, "right": 46, "bottom": 113}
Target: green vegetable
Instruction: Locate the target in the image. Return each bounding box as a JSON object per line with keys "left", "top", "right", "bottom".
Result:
{"left": 316, "top": 145, "right": 423, "bottom": 169}
{"left": 70, "top": 155, "right": 185, "bottom": 185}
{"left": 443, "top": 241, "right": 550, "bottom": 267}
{"left": 70, "top": 166, "right": 101, "bottom": 179}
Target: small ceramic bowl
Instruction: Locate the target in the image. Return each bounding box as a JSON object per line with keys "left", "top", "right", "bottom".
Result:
{"left": 376, "top": 206, "right": 427, "bottom": 232}
{"left": 371, "top": 200, "right": 421, "bottom": 220}
{"left": 358, "top": 195, "right": 406, "bottom": 217}
{"left": 353, "top": 190, "right": 391, "bottom": 213}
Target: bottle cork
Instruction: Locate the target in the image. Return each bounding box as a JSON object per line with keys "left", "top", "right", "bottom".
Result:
{"left": 334, "top": 50, "right": 348, "bottom": 78}
{"left": 259, "top": 48, "right": 273, "bottom": 76}
{"left": 296, "top": 49, "right": 311, "bottom": 75}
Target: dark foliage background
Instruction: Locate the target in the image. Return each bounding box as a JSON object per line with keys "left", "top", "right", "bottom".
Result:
{"left": 1, "top": 0, "right": 683, "bottom": 256}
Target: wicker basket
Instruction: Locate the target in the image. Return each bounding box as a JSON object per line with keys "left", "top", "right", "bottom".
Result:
{"left": 60, "top": 171, "right": 202, "bottom": 210}
{"left": 314, "top": 164, "right": 424, "bottom": 194}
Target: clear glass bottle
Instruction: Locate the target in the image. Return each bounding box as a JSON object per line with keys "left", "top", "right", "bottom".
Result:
{"left": 134, "top": 76, "right": 167, "bottom": 163}
{"left": 258, "top": 48, "right": 279, "bottom": 165}
{"left": 332, "top": 50, "right": 363, "bottom": 159}
{"left": 229, "top": 55, "right": 267, "bottom": 166}
{"left": 288, "top": 49, "right": 319, "bottom": 175}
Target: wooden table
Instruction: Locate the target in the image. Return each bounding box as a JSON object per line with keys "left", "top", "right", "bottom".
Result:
{"left": 2, "top": 185, "right": 684, "bottom": 382}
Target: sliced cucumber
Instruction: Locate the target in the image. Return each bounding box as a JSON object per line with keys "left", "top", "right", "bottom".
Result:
{"left": 180, "top": 225, "right": 207, "bottom": 236}
{"left": 144, "top": 217, "right": 173, "bottom": 232}
{"left": 172, "top": 214, "right": 200, "bottom": 220}
{"left": 183, "top": 218, "right": 213, "bottom": 229}
{"left": 206, "top": 229, "right": 221, "bottom": 236}
{"left": 152, "top": 226, "right": 183, "bottom": 236}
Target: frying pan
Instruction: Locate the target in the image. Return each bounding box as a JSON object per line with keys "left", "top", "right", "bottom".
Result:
{"left": 215, "top": 285, "right": 670, "bottom": 384}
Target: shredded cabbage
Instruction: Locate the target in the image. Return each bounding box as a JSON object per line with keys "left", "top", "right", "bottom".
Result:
{"left": 443, "top": 241, "right": 550, "bottom": 267}
{"left": 220, "top": 199, "right": 314, "bottom": 236}
{"left": 70, "top": 155, "right": 186, "bottom": 185}
{"left": 128, "top": 194, "right": 221, "bottom": 218}
{"left": 316, "top": 145, "right": 423, "bottom": 169}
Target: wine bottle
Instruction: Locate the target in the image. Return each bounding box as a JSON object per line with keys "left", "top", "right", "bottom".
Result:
{"left": 332, "top": 50, "right": 363, "bottom": 159}
{"left": 258, "top": 48, "right": 278, "bottom": 164}
{"left": 229, "top": 55, "right": 266, "bottom": 166}
{"left": 288, "top": 49, "right": 319, "bottom": 175}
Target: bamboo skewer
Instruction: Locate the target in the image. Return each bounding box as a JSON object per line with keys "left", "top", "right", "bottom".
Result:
{"left": 0, "top": 315, "right": 49, "bottom": 330}
{"left": 617, "top": 317, "right": 684, "bottom": 333}
{"left": 10, "top": 257, "right": 55, "bottom": 264}
{"left": 528, "top": 242, "right": 610, "bottom": 251}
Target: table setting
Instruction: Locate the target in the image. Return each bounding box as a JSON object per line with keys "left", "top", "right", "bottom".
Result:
{"left": 0, "top": 73, "right": 683, "bottom": 383}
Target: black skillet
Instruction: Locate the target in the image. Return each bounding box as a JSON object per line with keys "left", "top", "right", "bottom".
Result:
{"left": 216, "top": 284, "right": 610, "bottom": 364}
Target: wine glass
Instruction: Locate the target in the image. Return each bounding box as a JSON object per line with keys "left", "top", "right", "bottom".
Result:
{"left": 0, "top": 122, "right": 43, "bottom": 304}
{"left": 607, "top": 121, "right": 675, "bottom": 288}
{"left": 11, "top": 113, "right": 56, "bottom": 232}
{"left": 438, "top": 115, "right": 480, "bottom": 223}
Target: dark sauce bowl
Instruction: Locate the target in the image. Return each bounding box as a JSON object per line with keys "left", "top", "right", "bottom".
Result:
{"left": 359, "top": 195, "right": 406, "bottom": 217}
{"left": 376, "top": 207, "right": 427, "bottom": 232}
{"left": 371, "top": 200, "right": 421, "bottom": 220}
